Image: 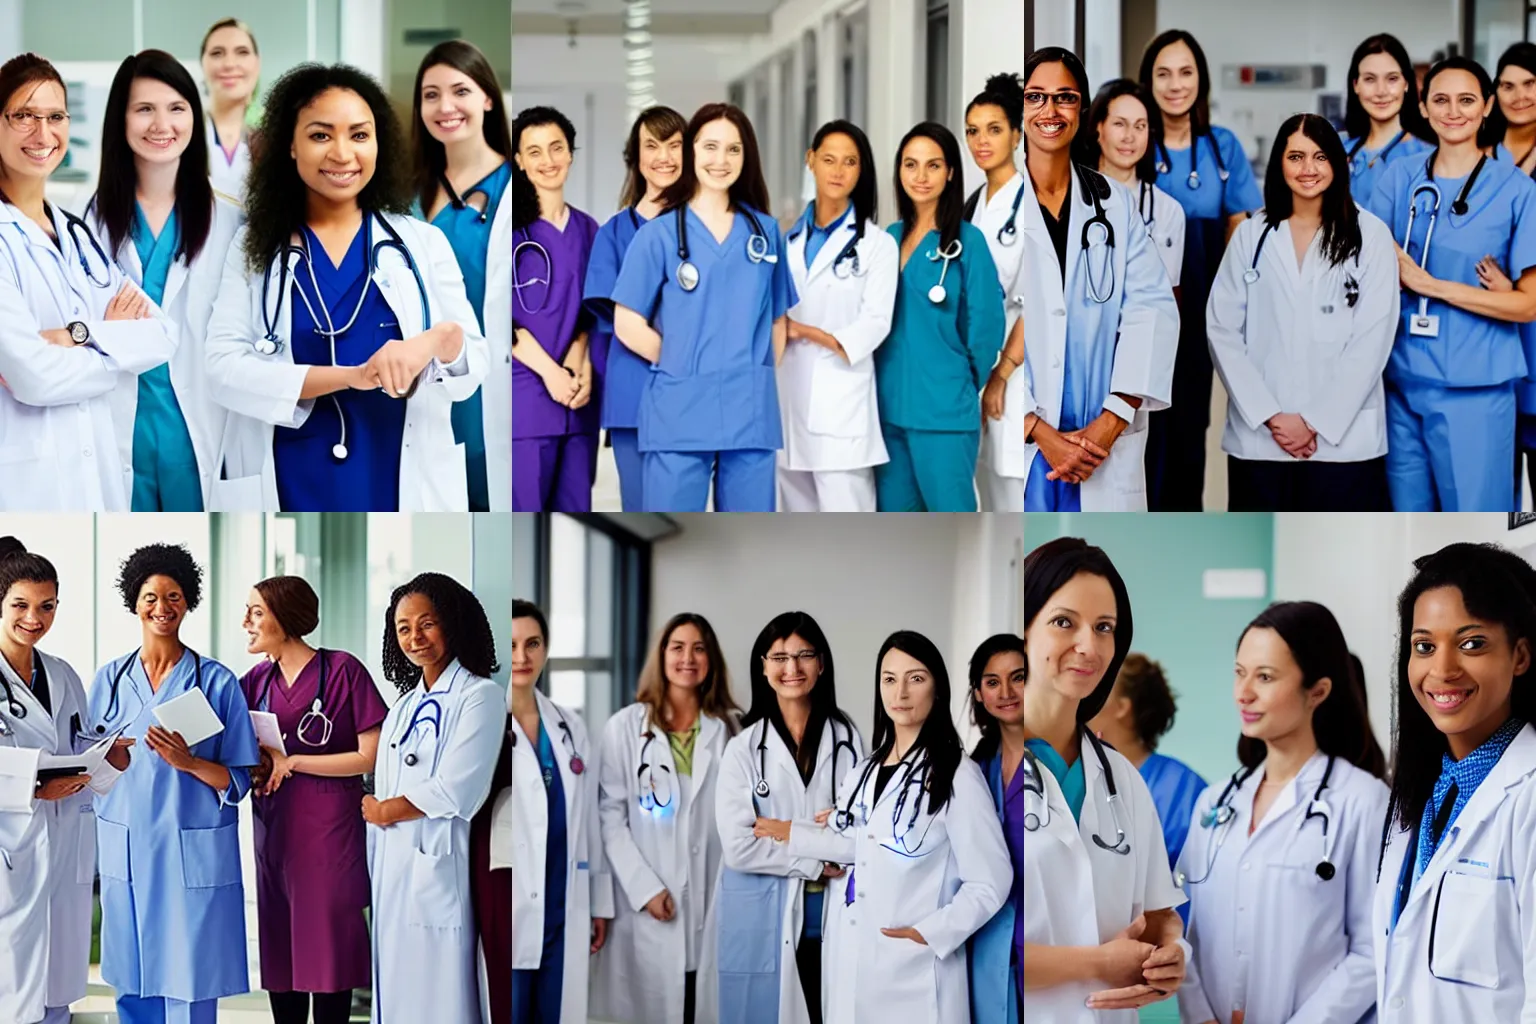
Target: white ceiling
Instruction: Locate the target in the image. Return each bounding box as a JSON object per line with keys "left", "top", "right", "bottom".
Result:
{"left": 515, "top": 0, "right": 784, "bottom": 13}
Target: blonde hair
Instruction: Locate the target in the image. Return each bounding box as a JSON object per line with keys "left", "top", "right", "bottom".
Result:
{"left": 635, "top": 612, "right": 741, "bottom": 734}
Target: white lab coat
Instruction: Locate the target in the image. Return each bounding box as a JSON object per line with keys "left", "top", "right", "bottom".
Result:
{"left": 0, "top": 650, "right": 123, "bottom": 1024}
{"left": 0, "top": 200, "right": 177, "bottom": 510}
{"left": 1207, "top": 209, "right": 1399, "bottom": 462}
{"left": 509, "top": 689, "right": 615, "bottom": 1024}
{"left": 1374, "top": 723, "right": 1536, "bottom": 1023}
{"left": 785, "top": 751, "right": 1012, "bottom": 1024}
{"left": 1177, "top": 752, "right": 1387, "bottom": 1024}
{"left": 88, "top": 196, "right": 245, "bottom": 508}
{"left": 778, "top": 215, "right": 897, "bottom": 474}
{"left": 205, "top": 211, "right": 490, "bottom": 510}
{"left": 591, "top": 703, "right": 730, "bottom": 1024}
{"left": 1021, "top": 736, "right": 1186, "bottom": 1024}
{"left": 1138, "top": 180, "right": 1186, "bottom": 288}
{"left": 483, "top": 175, "right": 511, "bottom": 511}
{"left": 206, "top": 126, "right": 250, "bottom": 203}
{"left": 1020, "top": 170, "right": 1179, "bottom": 510}
{"left": 368, "top": 661, "right": 504, "bottom": 1024}
{"left": 714, "top": 715, "right": 866, "bottom": 1024}
{"left": 971, "top": 172, "right": 1028, "bottom": 499}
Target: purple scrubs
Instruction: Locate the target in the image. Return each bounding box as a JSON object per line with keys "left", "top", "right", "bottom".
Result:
{"left": 1002, "top": 755, "right": 1024, "bottom": 998}
{"left": 240, "top": 649, "right": 389, "bottom": 994}
{"left": 512, "top": 210, "right": 601, "bottom": 511}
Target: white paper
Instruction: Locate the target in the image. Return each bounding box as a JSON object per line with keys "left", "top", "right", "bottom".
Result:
{"left": 152, "top": 688, "right": 225, "bottom": 747}
{"left": 249, "top": 711, "right": 287, "bottom": 757}
{"left": 39, "top": 730, "right": 121, "bottom": 777}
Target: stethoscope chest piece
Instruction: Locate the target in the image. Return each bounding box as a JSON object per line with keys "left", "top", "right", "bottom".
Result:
{"left": 570, "top": 755, "right": 585, "bottom": 775}
{"left": 1242, "top": 268, "right": 1260, "bottom": 285}
{"left": 404, "top": 752, "right": 418, "bottom": 767}
{"left": 677, "top": 260, "right": 700, "bottom": 292}
{"left": 332, "top": 442, "right": 349, "bottom": 461}
{"left": 1316, "top": 860, "right": 1336, "bottom": 881}
{"left": 927, "top": 283, "right": 947, "bottom": 303}
{"left": 254, "top": 337, "right": 280, "bottom": 356}
{"left": 754, "top": 778, "right": 771, "bottom": 799}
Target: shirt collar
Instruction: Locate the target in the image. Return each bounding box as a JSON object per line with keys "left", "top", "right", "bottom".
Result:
{"left": 796, "top": 201, "right": 851, "bottom": 238}
{"left": 1438, "top": 716, "right": 1526, "bottom": 788}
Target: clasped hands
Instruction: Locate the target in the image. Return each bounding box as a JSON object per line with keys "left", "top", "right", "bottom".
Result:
{"left": 1033, "top": 411, "right": 1124, "bottom": 484}
{"left": 1085, "top": 915, "right": 1186, "bottom": 1012}
{"left": 1266, "top": 412, "right": 1317, "bottom": 459}
{"left": 342, "top": 322, "right": 465, "bottom": 399}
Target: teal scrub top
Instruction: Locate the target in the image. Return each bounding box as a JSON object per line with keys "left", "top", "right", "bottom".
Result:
{"left": 129, "top": 205, "right": 202, "bottom": 512}
{"left": 1025, "top": 737, "right": 1086, "bottom": 822}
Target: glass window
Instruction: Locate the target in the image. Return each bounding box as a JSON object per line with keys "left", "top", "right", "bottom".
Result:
{"left": 1471, "top": 0, "right": 1527, "bottom": 67}
{"left": 364, "top": 513, "right": 474, "bottom": 700}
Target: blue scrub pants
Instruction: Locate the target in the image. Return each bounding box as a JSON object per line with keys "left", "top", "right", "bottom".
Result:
{"left": 115, "top": 995, "right": 218, "bottom": 1024}
{"left": 1386, "top": 379, "right": 1517, "bottom": 511}
{"left": 1024, "top": 452, "right": 1081, "bottom": 511}
{"left": 643, "top": 449, "right": 776, "bottom": 511}
{"left": 511, "top": 922, "right": 565, "bottom": 1024}
{"left": 610, "top": 427, "right": 645, "bottom": 511}
{"left": 875, "top": 425, "right": 979, "bottom": 511}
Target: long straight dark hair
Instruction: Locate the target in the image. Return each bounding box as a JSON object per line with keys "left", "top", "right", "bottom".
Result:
{"left": 1139, "top": 30, "right": 1214, "bottom": 139}
{"left": 1026, "top": 45, "right": 1092, "bottom": 163}
{"left": 1023, "top": 537, "right": 1135, "bottom": 724}
{"left": 95, "top": 50, "right": 214, "bottom": 264}
{"left": 1235, "top": 601, "right": 1373, "bottom": 771}
{"left": 1422, "top": 56, "right": 1502, "bottom": 149}
{"left": 894, "top": 122, "right": 965, "bottom": 251}
{"left": 807, "top": 120, "right": 878, "bottom": 228}
{"left": 1492, "top": 43, "right": 1536, "bottom": 148}
{"left": 1387, "top": 544, "right": 1536, "bottom": 835}
{"left": 656, "top": 103, "right": 771, "bottom": 216}
{"left": 1348, "top": 652, "right": 1390, "bottom": 779}
{"left": 511, "top": 105, "right": 576, "bottom": 233}
{"left": 1262, "top": 114, "right": 1363, "bottom": 267}
{"left": 1344, "top": 34, "right": 1433, "bottom": 145}
{"left": 868, "top": 630, "right": 963, "bottom": 814}
{"left": 411, "top": 40, "right": 511, "bottom": 216}
{"left": 969, "top": 633, "right": 1024, "bottom": 764}
{"left": 741, "top": 611, "right": 855, "bottom": 781}
{"left": 1074, "top": 78, "right": 1163, "bottom": 183}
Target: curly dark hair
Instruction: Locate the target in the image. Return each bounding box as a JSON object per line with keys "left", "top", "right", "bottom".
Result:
{"left": 116, "top": 543, "right": 204, "bottom": 612}
{"left": 381, "top": 572, "right": 499, "bottom": 694}
{"left": 242, "top": 62, "right": 412, "bottom": 274}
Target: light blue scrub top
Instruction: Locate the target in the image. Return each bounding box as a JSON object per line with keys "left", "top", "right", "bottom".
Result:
{"left": 129, "top": 206, "right": 202, "bottom": 512}
{"left": 583, "top": 207, "right": 652, "bottom": 430}
{"left": 876, "top": 220, "right": 1005, "bottom": 432}
{"left": 430, "top": 162, "right": 509, "bottom": 512}
{"left": 1343, "top": 131, "right": 1432, "bottom": 208}
{"left": 798, "top": 201, "right": 851, "bottom": 269}
{"left": 609, "top": 203, "right": 796, "bottom": 453}
{"left": 88, "top": 649, "right": 260, "bottom": 1002}
{"left": 1369, "top": 154, "right": 1536, "bottom": 388}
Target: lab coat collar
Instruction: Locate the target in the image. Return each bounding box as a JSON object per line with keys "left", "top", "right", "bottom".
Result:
{"left": 798, "top": 203, "right": 857, "bottom": 283}
{"left": 0, "top": 197, "right": 74, "bottom": 283}
{"left": 980, "top": 171, "right": 1025, "bottom": 216}
{"left": 1244, "top": 749, "right": 1331, "bottom": 844}
{"left": 421, "top": 657, "right": 469, "bottom": 697}
{"left": 1021, "top": 166, "right": 1089, "bottom": 304}
{"left": 0, "top": 648, "right": 52, "bottom": 728}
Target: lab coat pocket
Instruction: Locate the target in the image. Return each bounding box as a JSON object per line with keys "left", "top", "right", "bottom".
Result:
{"left": 406, "top": 847, "right": 461, "bottom": 928}
{"left": 716, "top": 868, "right": 782, "bottom": 974}
{"left": 874, "top": 926, "right": 939, "bottom": 1015}
{"left": 806, "top": 358, "right": 870, "bottom": 438}
{"left": 1429, "top": 870, "right": 1513, "bottom": 989}
{"left": 97, "top": 817, "right": 130, "bottom": 882}
{"left": 207, "top": 474, "right": 264, "bottom": 511}
{"left": 179, "top": 823, "right": 241, "bottom": 888}
{"left": 75, "top": 803, "right": 97, "bottom": 884}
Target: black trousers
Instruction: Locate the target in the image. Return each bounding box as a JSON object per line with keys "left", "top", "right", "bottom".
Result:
{"left": 1146, "top": 223, "right": 1221, "bottom": 511}
{"left": 268, "top": 990, "right": 353, "bottom": 1024}
{"left": 685, "top": 970, "right": 697, "bottom": 1024}
{"left": 796, "top": 936, "right": 823, "bottom": 1024}
{"left": 1227, "top": 455, "right": 1390, "bottom": 512}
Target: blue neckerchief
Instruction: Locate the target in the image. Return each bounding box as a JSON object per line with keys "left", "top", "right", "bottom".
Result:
{"left": 1416, "top": 717, "right": 1525, "bottom": 874}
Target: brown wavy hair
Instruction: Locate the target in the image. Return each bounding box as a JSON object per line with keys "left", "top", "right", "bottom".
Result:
{"left": 634, "top": 612, "right": 741, "bottom": 734}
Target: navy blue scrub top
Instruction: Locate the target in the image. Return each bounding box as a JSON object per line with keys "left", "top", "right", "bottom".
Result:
{"left": 275, "top": 220, "right": 407, "bottom": 511}
{"left": 536, "top": 719, "right": 569, "bottom": 936}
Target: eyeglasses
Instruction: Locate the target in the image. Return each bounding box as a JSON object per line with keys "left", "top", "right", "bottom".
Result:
{"left": 4, "top": 110, "right": 69, "bottom": 130}
{"left": 765, "top": 651, "right": 820, "bottom": 667}
{"left": 1024, "top": 91, "right": 1082, "bottom": 111}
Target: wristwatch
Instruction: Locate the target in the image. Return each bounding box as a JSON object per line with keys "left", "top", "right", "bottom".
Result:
{"left": 66, "top": 321, "right": 89, "bottom": 346}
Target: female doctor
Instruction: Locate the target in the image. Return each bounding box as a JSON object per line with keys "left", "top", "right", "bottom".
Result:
{"left": 767, "top": 630, "right": 1011, "bottom": 1024}
{"left": 0, "top": 53, "right": 176, "bottom": 511}
{"left": 90, "top": 49, "right": 246, "bottom": 512}
{"left": 715, "top": 611, "right": 865, "bottom": 1023}
{"left": 199, "top": 18, "right": 260, "bottom": 200}
{"left": 777, "top": 121, "right": 897, "bottom": 512}
{"left": 1020, "top": 537, "right": 1188, "bottom": 1022}
{"left": 1374, "top": 541, "right": 1536, "bottom": 1021}
{"left": 0, "top": 538, "right": 131, "bottom": 1024}
{"left": 1176, "top": 601, "right": 1387, "bottom": 1024}
{"left": 509, "top": 600, "right": 612, "bottom": 1024}
{"left": 1207, "top": 114, "right": 1399, "bottom": 511}
{"left": 1366, "top": 56, "right": 1536, "bottom": 512}
{"left": 367, "top": 572, "right": 504, "bottom": 1024}
{"left": 206, "top": 63, "right": 488, "bottom": 512}
{"left": 1021, "top": 48, "right": 1180, "bottom": 512}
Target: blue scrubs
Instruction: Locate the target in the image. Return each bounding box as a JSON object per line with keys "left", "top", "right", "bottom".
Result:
{"left": 88, "top": 649, "right": 259, "bottom": 1022}
{"left": 969, "top": 753, "right": 1024, "bottom": 1024}
{"left": 1140, "top": 752, "right": 1207, "bottom": 926}
{"left": 275, "top": 220, "right": 407, "bottom": 511}
{"left": 511, "top": 721, "right": 567, "bottom": 1024}
{"left": 1148, "top": 126, "right": 1263, "bottom": 511}
{"left": 1369, "top": 154, "right": 1536, "bottom": 510}
{"left": 129, "top": 206, "right": 203, "bottom": 513}
{"left": 1343, "top": 131, "right": 1432, "bottom": 207}
{"left": 1493, "top": 146, "right": 1536, "bottom": 494}
{"left": 431, "top": 161, "right": 510, "bottom": 512}
{"left": 609, "top": 203, "right": 796, "bottom": 511}
{"left": 584, "top": 206, "right": 654, "bottom": 511}
{"left": 875, "top": 221, "right": 1005, "bottom": 511}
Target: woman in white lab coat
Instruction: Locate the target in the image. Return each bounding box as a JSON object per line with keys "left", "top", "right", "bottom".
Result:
{"left": 964, "top": 73, "right": 1027, "bottom": 512}
{"left": 205, "top": 63, "right": 489, "bottom": 512}
{"left": 199, "top": 18, "right": 260, "bottom": 201}
{"left": 0, "top": 54, "right": 177, "bottom": 511}
{"left": 0, "top": 538, "right": 131, "bottom": 1024}
{"left": 1175, "top": 600, "right": 1387, "bottom": 1024}
{"left": 591, "top": 612, "right": 742, "bottom": 1024}
{"left": 1020, "top": 48, "right": 1180, "bottom": 512}
{"left": 772, "top": 629, "right": 1010, "bottom": 1024}
{"left": 1374, "top": 542, "right": 1536, "bottom": 1022}
{"left": 366, "top": 572, "right": 504, "bottom": 1024}
{"left": 88, "top": 49, "right": 246, "bottom": 512}
{"left": 777, "top": 121, "right": 897, "bottom": 512}
{"left": 1020, "top": 537, "right": 1188, "bottom": 1023}
{"left": 714, "top": 611, "right": 865, "bottom": 1024}
{"left": 1207, "top": 114, "right": 1398, "bottom": 512}
{"left": 508, "top": 599, "right": 613, "bottom": 1024}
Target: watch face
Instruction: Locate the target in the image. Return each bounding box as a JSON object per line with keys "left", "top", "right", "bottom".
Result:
{"left": 69, "top": 322, "right": 87, "bottom": 343}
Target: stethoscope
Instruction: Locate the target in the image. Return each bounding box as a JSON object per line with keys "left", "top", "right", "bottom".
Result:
{"left": 441, "top": 173, "right": 492, "bottom": 225}
{"left": 392, "top": 664, "right": 465, "bottom": 768}
{"left": 258, "top": 215, "right": 432, "bottom": 460}
{"left": 636, "top": 727, "right": 675, "bottom": 813}
{"left": 674, "top": 203, "right": 778, "bottom": 292}
{"left": 926, "top": 238, "right": 965, "bottom": 304}
{"left": 1137, "top": 179, "right": 1156, "bottom": 229}
{"left": 0, "top": 656, "right": 46, "bottom": 732}
{"left": 1175, "top": 754, "right": 1338, "bottom": 887}
{"left": 964, "top": 180, "right": 1025, "bottom": 248}
{"left": 508, "top": 700, "right": 585, "bottom": 778}
{"left": 512, "top": 229, "right": 553, "bottom": 316}
{"left": 751, "top": 715, "right": 857, "bottom": 803}
{"left": 1156, "top": 133, "right": 1230, "bottom": 192}
{"left": 833, "top": 749, "right": 938, "bottom": 857}
{"left": 1401, "top": 153, "right": 1486, "bottom": 337}
{"left": 1348, "top": 130, "right": 1407, "bottom": 172}
{"left": 96, "top": 648, "right": 204, "bottom": 733}
{"left": 1076, "top": 165, "right": 1117, "bottom": 305}
{"left": 0, "top": 193, "right": 114, "bottom": 290}
{"left": 1021, "top": 746, "right": 1049, "bottom": 831}
{"left": 1244, "top": 220, "right": 1362, "bottom": 308}
{"left": 786, "top": 207, "right": 868, "bottom": 279}
{"left": 252, "top": 649, "right": 334, "bottom": 748}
